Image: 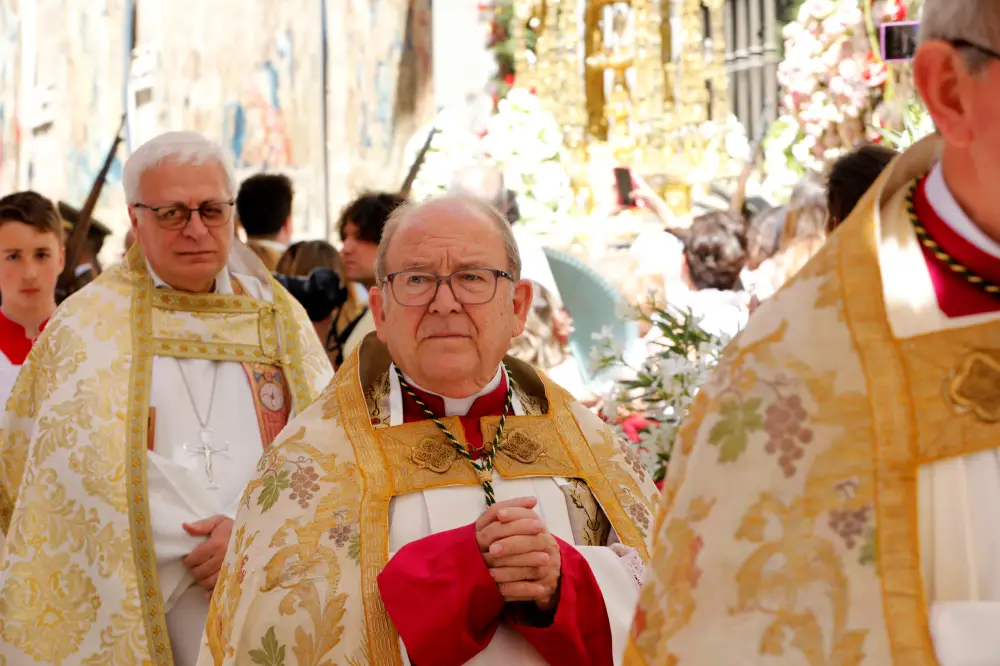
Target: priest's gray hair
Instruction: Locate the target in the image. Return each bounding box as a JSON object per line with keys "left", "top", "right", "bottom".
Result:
{"left": 919, "top": 0, "right": 1000, "bottom": 73}
{"left": 122, "top": 131, "right": 237, "bottom": 203}
{"left": 374, "top": 195, "right": 522, "bottom": 286}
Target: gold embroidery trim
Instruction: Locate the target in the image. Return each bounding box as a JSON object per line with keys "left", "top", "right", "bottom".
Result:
{"left": 496, "top": 430, "right": 543, "bottom": 463}
{"left": 949, "top": 352, "right": 1000, "bottom": 422}
{"left": 272, "top": 279, "right": 312, "bottom": 414}
{"left": 151, "top": 289, "right": 270, "bottom": 313}
{"left": 838, "top": 195, "right": 936, "bottom": 664}
{"left": 151, "top": 339, "right": 277, "bottom": 364}
{"left": 336, "top": 351, "right": 403, "bottom": 666}
{"left": 410, "top": 437, "right": 459, "bottom": 473}
{"left": 127, "top": 272, "right": 174, "bottom": 665}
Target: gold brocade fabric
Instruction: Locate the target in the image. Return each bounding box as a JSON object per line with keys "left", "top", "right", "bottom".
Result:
{"left": 0, "top": 244, "right": 333, "bottom": 666}
{"left": 626, "top": 136, "right": 1000, "bottom": 665}
{"left": 200, "top": 338, "right": 659, "bottom": 666}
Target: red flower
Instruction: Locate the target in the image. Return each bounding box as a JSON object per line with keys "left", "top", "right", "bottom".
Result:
{"left": 883, "top": 0, "right": 906, "bottom": 22}
{"left": 529, "top": 86, "right": 537, "bottom": 95}
{"left": 655, "top": 478, "right": 665, "bottom": 491}
{"left": 504, "top": 74, "right": 515, "bottom": 86}
{"left": 862, "top": 52, "right": 888, "bottom": 88}
{"left": 621, "top": 413, "right": 656, "bottom": 443}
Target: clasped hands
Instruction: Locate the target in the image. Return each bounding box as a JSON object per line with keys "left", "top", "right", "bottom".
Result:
{"left": 475, "top": 497, "right": 561, "bottom": 612}
{"left": 182, "top": 514, "right": 234, "bottom": 596}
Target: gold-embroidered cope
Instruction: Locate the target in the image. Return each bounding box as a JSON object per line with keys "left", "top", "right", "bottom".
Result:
{"left": 626, "top": 136, "right": 1000, "bottom": 666}
{"left": 199, "top": 337, "right": 660, "bottom": 666}
{"left": 0, "top": 244, "right": 332, "bottom": 666}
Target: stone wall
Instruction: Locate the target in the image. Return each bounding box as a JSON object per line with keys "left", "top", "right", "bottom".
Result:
{"left": 0, "top": 0, "right": 433, "bottom": 261}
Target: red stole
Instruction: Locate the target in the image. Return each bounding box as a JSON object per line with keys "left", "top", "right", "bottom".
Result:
{"left": 0, "top": 310, "right": 47, "bottom": 365}
{"left": 913, "top": 175, "right": 1000, "bottom": 317}
{"left": 400, "top": 374, "right": 510, "bottom": 459}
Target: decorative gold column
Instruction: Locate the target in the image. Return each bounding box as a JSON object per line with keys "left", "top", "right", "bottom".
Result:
{"left": 512, "top": 0, "right": 535, "bottom": 91}
{"left": 705, "top": 0, "right": 731, "bottom": 121}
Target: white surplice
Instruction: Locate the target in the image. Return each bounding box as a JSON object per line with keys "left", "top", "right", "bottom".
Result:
{"left": 0, "top": 349, "right": 22, "bottom": 414}
{"left": 384, "top": 364, "right": 642, "bottom": 666}
{"left": 878, "top": 161, "right": 1000, "bottom": 666}
{"left": 146, "top": 265, "right": 270, "bottom": 666}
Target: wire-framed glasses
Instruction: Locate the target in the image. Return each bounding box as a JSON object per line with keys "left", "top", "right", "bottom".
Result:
{"left": 386, "top": 268, "right": 514, "bottom": 307}
{"left": 949, "top": 39, "right": 1000, "bottom": 62}
{"left": 132, "top": 200, "right": 235, "bottom": 230}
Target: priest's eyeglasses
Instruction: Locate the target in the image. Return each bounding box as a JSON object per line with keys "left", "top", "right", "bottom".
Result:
{"left": 132, "top": 200, "right": 235, "bottom": 230}
{"left": 386, "top": 268, "right": 514, "bottom": 307}
{"left": 949, "top": 39, "right": 1000, "bottom": 62}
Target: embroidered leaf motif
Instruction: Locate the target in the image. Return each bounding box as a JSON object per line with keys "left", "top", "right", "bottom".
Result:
{"left": 708, "top": 397, "right": 764, "bottom": 462}
{"left": 249, "top": 626, "right": 286, "bottom": 666}
{"left": 348, "top": 531, "right": 361, "bottom": 564}
{"left": 859, "top": 526, "right": 876, "bottom": 566}
{"left": 258, "top": 470, "right": 291, "bottom": 513}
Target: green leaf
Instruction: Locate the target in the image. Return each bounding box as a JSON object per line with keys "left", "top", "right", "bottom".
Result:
{"left": 716, "top": 429, "right": 749, "bottom": 462}
{"left": 248, "top": 627, "right": 286, "bottom": 666}
{"left": 859, "top": 527, "right": 876, "bottom": 567}
{"left": 708, "top": 418, "right": 734, "bottom": 444}
{"left": 257, "top": 470, "right": 291, "bottom": 513}
{"left": 708, "top": 398, "right": 764, "bottom": 463}
{"left": 348, "top": 532, "right": 361, "bottom": 564}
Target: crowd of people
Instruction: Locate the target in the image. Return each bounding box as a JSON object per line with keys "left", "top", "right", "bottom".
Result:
{"left": 0, "top": 0, "right": 996, "bottom": 663}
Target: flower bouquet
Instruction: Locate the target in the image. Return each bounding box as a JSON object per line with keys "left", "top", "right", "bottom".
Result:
{"left": 591, "top": 303, "right": 729, "bottom": 484}
{"left": 401, "top": 88, "right": 575, "bottom": 238}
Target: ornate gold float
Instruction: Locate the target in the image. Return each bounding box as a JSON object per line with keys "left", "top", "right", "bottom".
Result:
{"left": 510, "top": 0, "right": 732, "bottom": 216}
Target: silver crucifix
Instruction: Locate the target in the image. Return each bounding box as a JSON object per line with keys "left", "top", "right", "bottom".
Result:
{"left": 184, "top": 428, "right": 229, "bottom": 489}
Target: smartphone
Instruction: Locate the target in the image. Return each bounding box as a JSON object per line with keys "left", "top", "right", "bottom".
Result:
{"left": 614, "top": 167, "right": 635, "bottom": 207}
{"left": 881, "top": 21, "right": 920, "bottom": 62}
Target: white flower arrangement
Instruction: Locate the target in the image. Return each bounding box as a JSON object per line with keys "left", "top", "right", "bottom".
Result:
{"left": 402, "top": 88, "right": 575, "bottom": 235}
{"left": 591, "top": 302, "right": 728, "bottom": 483}
{"left": 774, "top": 0, "right": 872, "bottom": 172}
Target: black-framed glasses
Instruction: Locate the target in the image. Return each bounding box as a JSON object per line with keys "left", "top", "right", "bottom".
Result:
{"left": 132, "top": 200, "right": 235, "bottom": 230}
{"left": 386, "top": 268, "right": 514, "bottom": 307}
{"left": 949, "top": 39, "right": 1000, "bottom": 62}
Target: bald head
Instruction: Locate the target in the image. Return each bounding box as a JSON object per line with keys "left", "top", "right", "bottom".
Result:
{"left": 374, "top": 195, "right": 521, "bottom": 285}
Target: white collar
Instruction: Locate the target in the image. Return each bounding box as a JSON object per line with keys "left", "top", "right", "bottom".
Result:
{"left": 925, "top": 162, "right": 1000, "bottom": 260}
{"left": 387, "top": 363, "right": 523, "bottom": 425}
{"left": 146, "top": 261, "right": 232, "bottom": 295}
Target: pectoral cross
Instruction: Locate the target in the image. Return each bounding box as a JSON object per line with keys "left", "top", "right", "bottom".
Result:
{"left": 184, "top": 428, "right": 229, "bottom": 489}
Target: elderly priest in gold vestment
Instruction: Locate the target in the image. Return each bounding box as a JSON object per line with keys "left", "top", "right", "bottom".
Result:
{"left": 200, "top": 195, "right": 658, "bottom": 666}
{"left": 627, "top": 3, "right": 1000, "bottom": 666}
{"left": 0, "top": 131, "right": 333, "bottom": 666}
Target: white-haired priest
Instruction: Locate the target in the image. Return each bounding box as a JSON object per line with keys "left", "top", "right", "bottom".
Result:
{"left": 199, "top": 195, "right": 659, "bottom": 665}
{"left": 0, "top": 131, "right": 333, "bottom": 665}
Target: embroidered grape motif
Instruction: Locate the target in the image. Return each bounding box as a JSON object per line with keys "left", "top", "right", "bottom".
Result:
{"left": 289, "top": 466, "right": 320, "bottom": 508}
{"left": 763, "top": 395, "right": 814, "bottom": 477}
{"left": 828, "top": 507, "right": 870, "bottom": 549}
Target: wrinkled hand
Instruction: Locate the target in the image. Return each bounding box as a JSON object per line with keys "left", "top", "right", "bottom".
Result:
{"left": 475, "top": 497, "right": 562, "bottom": 611}
{"left": 182, "top": 515, "right": 234, "bottom": 594}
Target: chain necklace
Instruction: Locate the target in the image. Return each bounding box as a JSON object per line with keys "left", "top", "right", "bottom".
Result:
{"left": 393, "top": 365, "right": 513, "bottom": 506}
{"left": 907, "top": 179, "right": 1000, "bottom": 297}
{"left": 174, "top": 358, "right": 226, "bottom": 488}
{"left": 174, "top": 358, "right": 220, "bottom": 430}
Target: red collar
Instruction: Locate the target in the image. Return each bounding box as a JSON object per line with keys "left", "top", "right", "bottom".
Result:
{"left": 913, "top": 174, "right": 1000, "bottom": 317}
{"left": 401, "top": 374, "right": 510, "bottom": 459}
{"left": 0, "top": 310, "right": 48, "bottom": 365}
